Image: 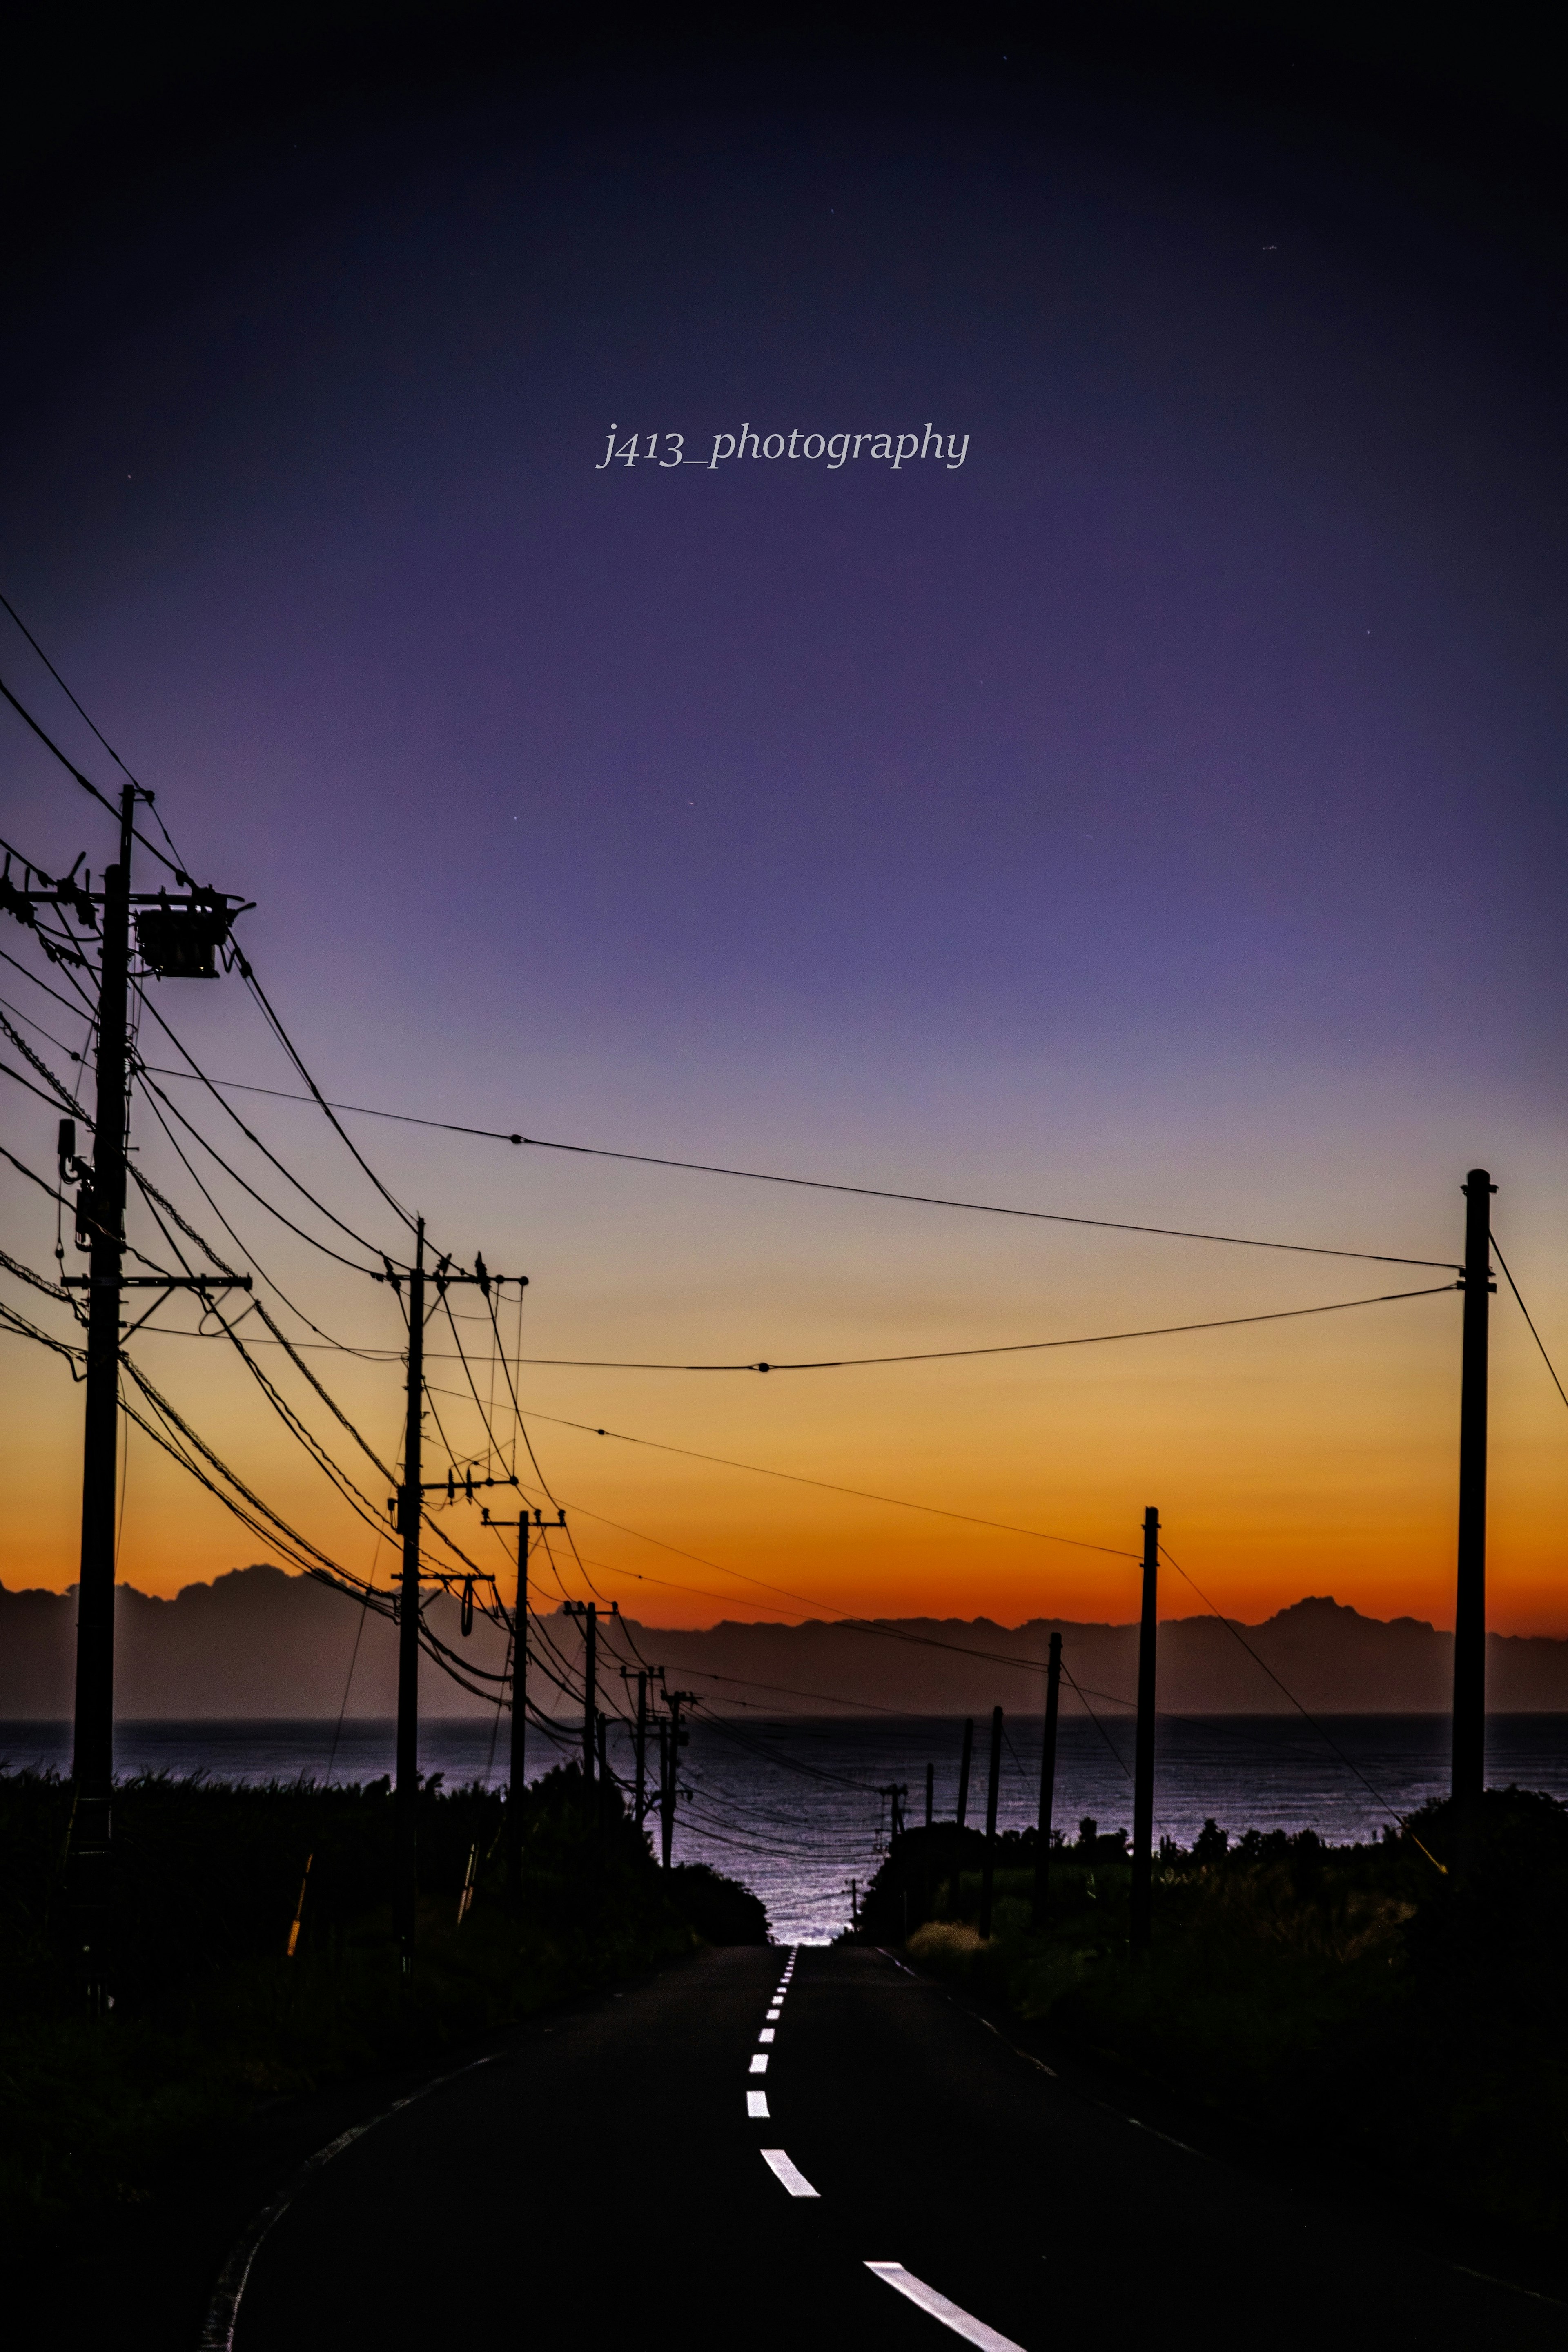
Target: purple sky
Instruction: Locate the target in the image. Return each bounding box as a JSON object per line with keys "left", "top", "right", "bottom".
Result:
{"left": 2, "top": 53, "right": 1565, "bottom": 1626}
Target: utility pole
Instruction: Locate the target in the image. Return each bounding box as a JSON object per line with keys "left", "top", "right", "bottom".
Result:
{"left": 583, "top": 1605, "right": 597, "bottom": 1787}
{"left": 956, "top": 1715, "right": 974, "bottom": 1832}
{"left": 633, "top": 1671, "right": 649, "bottom": 1827}
{"left": 978, "top": 1706, "right": 1003, "bottom": 1936}
{"left": 483, "top": 1504, "right": 565, "bottom": 1895}
{"left": 1452, "top": 1169, "right": 1495, "bottom": 1815}
{"left": 561, "top": 1601, "right": 618, "bottom": 1801}
{"left": 1033, "top": 1630, "right": 1062, "bottom": 1927}
{"left": 394, "top": 1217, "right": 426, "bottom": 1973}
{"left": 384, "top": 1241, "right": 523, "bottom": 1974}
{"left": 0, "top": 789, "right": 251, "bottom": 2011}
{"left": 1130, "top": 1506, "right": 1159, "bottom": 1959}
{"left": 660, "top": 1689, "right": 693, "bottom": 1868}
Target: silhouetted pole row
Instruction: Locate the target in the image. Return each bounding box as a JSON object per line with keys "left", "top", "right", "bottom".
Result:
{"left": 978, "top": 1705, "right": 1003, "bottom": 1936}
{"left": 956, "top": 1715, "right": 974, "bottom": 1832}
{"left": 1130, "top": 1504, "right": 1160, "bottom": 1958}
{"left": 924, "top": 1759, "right": 935, "bottom": 1918}
{"left": 1452, "top": 1168, "right": 1494, "bottom": 1813}
{"left": 1033, "top": 1630, "right": 1062, "bottom": 1926}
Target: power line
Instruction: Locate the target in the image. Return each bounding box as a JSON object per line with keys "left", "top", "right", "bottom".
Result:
{"left": 0, "top": 669, "right": 183, "bottom": 878}
{"left": 497, "top": 1406, "right": 1140, "bottom": 1559}
{"left": 127, "top": 1062, "right": 1459, "bottom": 1272}
{"left": 1491, "top": 1229, "right": 1568, "bottom": 1416}
{"left": 0, "top": 591, "right": 143, "bottom": 792}
{"left": 1156, "top": 1539, "right": 1443, "bottom": 1864}
{"left": 444, "top": 1282, "right": 1453, "bottom": 1372}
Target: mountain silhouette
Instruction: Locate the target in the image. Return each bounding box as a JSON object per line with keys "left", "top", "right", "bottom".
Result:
{"left": 4, "top": 1567, "right": 1567, "bottom": 1719}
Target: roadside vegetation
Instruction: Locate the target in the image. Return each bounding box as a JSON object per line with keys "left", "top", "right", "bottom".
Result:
{"left": 857, "top": 1787, "right": 1568, "bottom": 2245}
{"left": 0, "top": 1762, "right": 766, "bottom": 2249}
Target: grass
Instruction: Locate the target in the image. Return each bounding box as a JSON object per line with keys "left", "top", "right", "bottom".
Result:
{"left": 869, "top": 1789, "right": 1568, "bottom": 2246}
{"left": 0, "top": 1761, "right": 765, "bottom": 2251}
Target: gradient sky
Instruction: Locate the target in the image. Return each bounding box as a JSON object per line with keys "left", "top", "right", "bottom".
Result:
{"left": 2, "top": 38, "right": 1565, "bottom": 1635}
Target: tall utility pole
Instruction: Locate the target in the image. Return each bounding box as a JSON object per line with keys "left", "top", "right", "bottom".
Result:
{"left": 70, "top": 791, "right": 134, "bottom": 2009}
{"left": 483, "top": 1504, "right": 565, "bottom": 1894}
{"left": 386, "top": 1237, "right": 523, "bottom": 1974}
{"left": 978, "top": 1706, "right": 1003, "bottom": 1937}
{"left": 0, "top": 786, "right": 252, "bottom": 2011}
{"left": 633, "top": 1671, "right": 649, "bottom": 1826}
{"left": 583, "top": 1604, "right": 597, "bottom": 1788}
{"left": 1130, "top": 1506, "right": 1160, "bottom": 1959}
{"left": 924, "top": 1758, "right": 935, "bottom": 1924}
{"left": 1033, "top": 1630, "right": 1062, "bottom": 1927}
{"left": 956, "top": 1715, "right": 974, "bottom": 1831}
{"left": 1452, "top": 1169, "right": 1495, "bottom": 1812}
{"left": 660, "top": 1690, "right": 693, "bottom": 1868}
{"left": 394, "top": 1218, "right": 427, "bottom": 1971}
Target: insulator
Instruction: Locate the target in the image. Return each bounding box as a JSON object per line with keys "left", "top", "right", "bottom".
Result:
{"left": 461, "top": 1579, "right": 474, "bottom": 1638}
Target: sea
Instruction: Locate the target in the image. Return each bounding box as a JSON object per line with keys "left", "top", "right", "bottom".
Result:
{"left": 5, "top": 1713, "right": 1567, "bottom": 1945}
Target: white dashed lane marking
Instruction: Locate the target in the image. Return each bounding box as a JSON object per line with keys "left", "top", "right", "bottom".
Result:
{"left": 761, "top": 2149, "right": 820, "bottom": 2198}
{"left": 865, "top": 2265, "right": 1026, "bottom": 2351}
{"left": 749, "top": 2054, "right": 769, "bottom": 2074}
{"left": 747, "top": 2091, "right": 770, "bottom": 2118}
{"left": 759, "top": 2028, "right": 775, "bottom": 2043}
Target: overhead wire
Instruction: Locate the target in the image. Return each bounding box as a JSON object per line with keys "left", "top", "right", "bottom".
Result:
{"left": 1491, "top": 1230, "right": 1568, "bottom": 1416}
{"left": 121, "top": 1062, "right": 1461, "bottom": 1272}
{"left": 428, "top": 1283, "right": 1454, "bottom": 1373}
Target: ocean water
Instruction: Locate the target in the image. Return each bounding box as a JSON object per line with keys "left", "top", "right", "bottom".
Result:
{"left": 5, "top": 1713, "right": 1566, "bottom": 1944}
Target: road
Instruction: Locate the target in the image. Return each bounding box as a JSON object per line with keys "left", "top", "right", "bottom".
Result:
{"left": 220, "top": 1942, "right": 1560, "bottom": 2351}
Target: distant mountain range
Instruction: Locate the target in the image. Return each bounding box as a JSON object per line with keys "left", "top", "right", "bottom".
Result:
{"left": 4, "top": 1564, "right": 1568, "bottom": 1720}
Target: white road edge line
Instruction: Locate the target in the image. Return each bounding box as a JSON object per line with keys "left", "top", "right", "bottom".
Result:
{"left": 747, "top": 2090, "right": 770, "bottom": 2118}
{"left": 761, "top": 2148, "right": 820, "bottom": 2197}
{"left": 199, "top": 2054, "right": 499, "bottom": 2352}
{"left": 865, "top": 2263, "right": 1026, "bottom": 2351}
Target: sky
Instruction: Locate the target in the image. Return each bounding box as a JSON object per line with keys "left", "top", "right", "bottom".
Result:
{"left": 2, "top": 27, "right": 1565, "bottom": 1637}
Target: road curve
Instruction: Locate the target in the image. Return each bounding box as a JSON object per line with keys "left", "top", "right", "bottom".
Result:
{"left": 222, "top": 1942, "right": 1559, "bottom": 2351}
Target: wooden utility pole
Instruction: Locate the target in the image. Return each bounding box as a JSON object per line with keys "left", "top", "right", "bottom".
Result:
{"left": 978, "top": 1706, "right": 1003, "bottom": 1937}
{"left": 1033, "top": 1630, "right": 1062, "bottom": 1927}
{"left": 956, "top": 1715, "right": 974, "bottom": 1831}
{"left": 0, "top": 789, "right": 253, "bottom": 2011}
{"left": 483, "top": 1504, "right": 565, "bottom": 1894}
{"left": 924, "top": 1758, "right": 935, "bottom": 1924}
{"left": 69, "top": 793, "right": 134, "bottom": 2010}
{"left": 660, "top": 1689, "right": 693, "bottom": 1868}
{"left": 583, "top": 1605, "right": 597, "bottom": 1788}
{"left": 394, "top": 1218, "right": 427, "bottom": 1973}
{"left": 1130, "top": 1506, "right": 1159, "bottom": 1958}
{"left": 634, "top": 1670, "right": 649, "bottom": 1827}
{"left": 388, "top": 1240, "right": 523, "bottom": 1973}
{"left": 1452, "top": 1169, "right": 1494, "bottom": 1813}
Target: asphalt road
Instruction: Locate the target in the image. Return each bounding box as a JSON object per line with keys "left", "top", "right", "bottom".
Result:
{"left": 223, "top": 1943, "right": 1560, "bottom": 2352}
